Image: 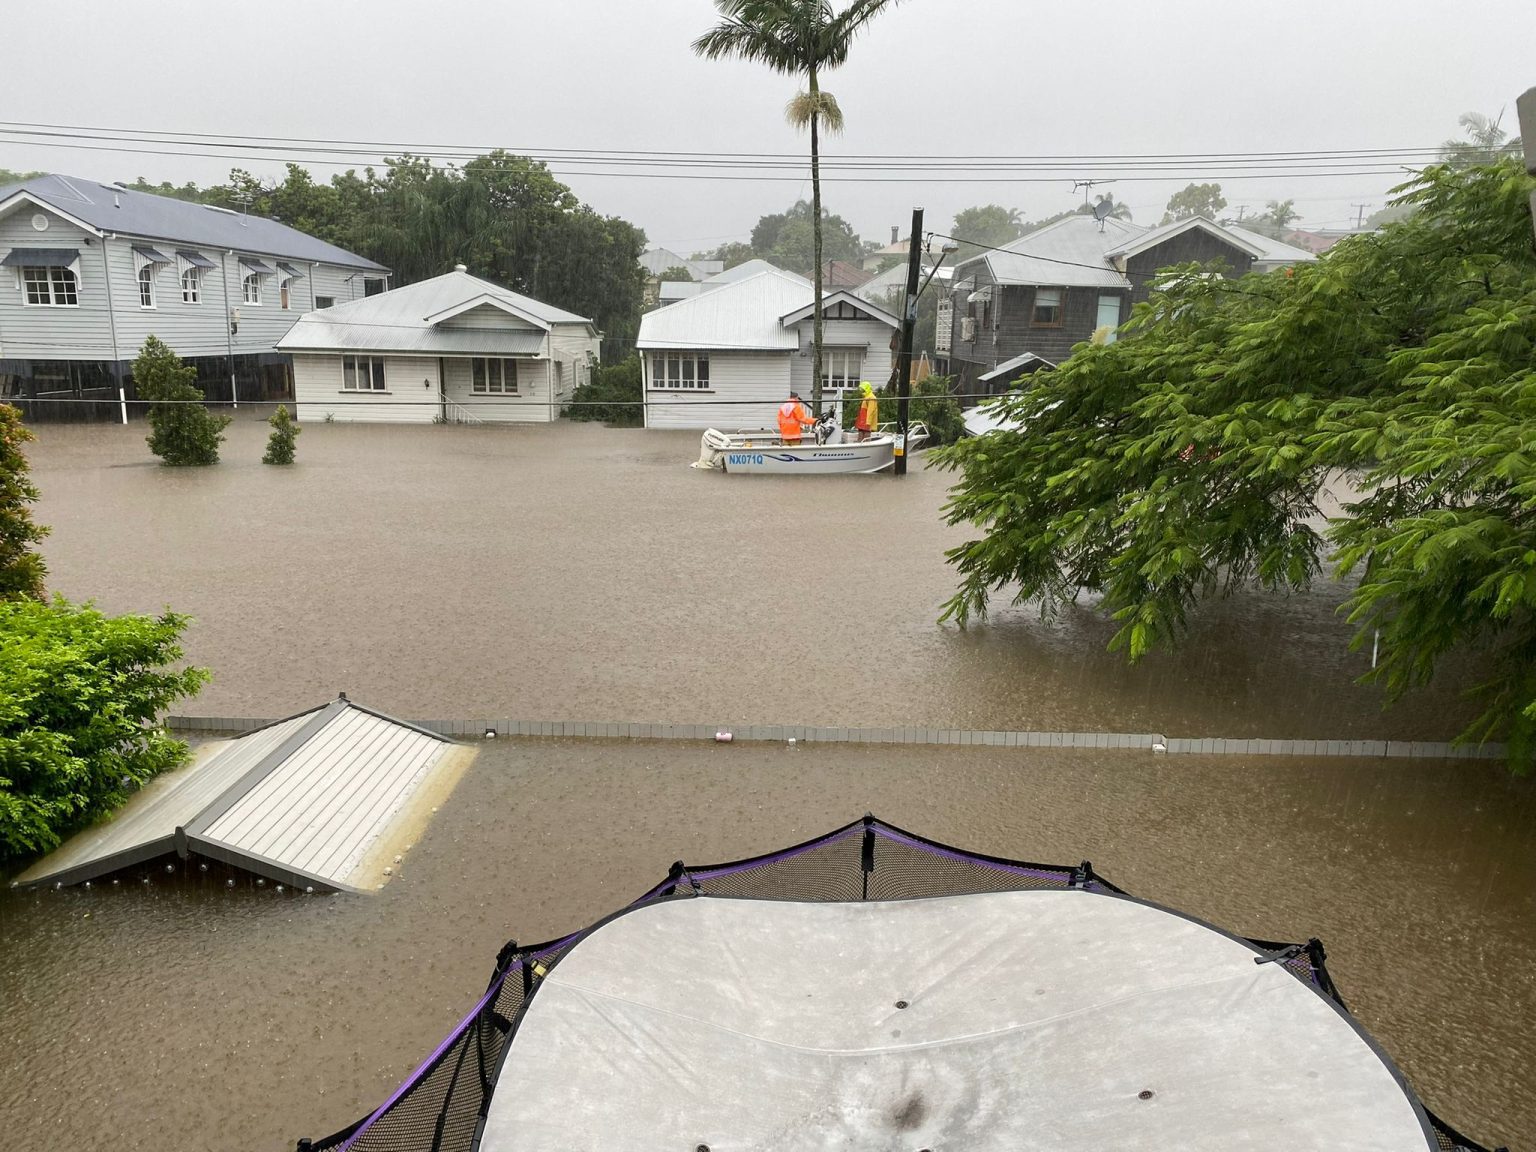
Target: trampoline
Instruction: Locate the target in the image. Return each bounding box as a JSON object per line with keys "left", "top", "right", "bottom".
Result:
{"left": 298, "top": 816, "right": 1503, "bottom": 1152}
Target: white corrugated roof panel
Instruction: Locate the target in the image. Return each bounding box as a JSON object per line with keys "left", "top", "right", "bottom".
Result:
{"left": 278, "top": 270, "right": 589, "bottom": 354}
{"left": 637, "top": 268, "right": 814, "bottom": 350}
{"left": 14, "top": 699, "right": 461, "bottom": 893}
{"left": 1224, "top": 225, "right": 1320, "bottom": 266}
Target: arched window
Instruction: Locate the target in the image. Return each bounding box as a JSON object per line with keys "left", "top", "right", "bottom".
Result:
{"left": 138, "top": 264, "right": 156, "bottom": 308}
{"left": 182, "top": 268, "right": 201, "bottom": 304}
{"left": 243, "top": 273, "right": 262, "bottom": 305}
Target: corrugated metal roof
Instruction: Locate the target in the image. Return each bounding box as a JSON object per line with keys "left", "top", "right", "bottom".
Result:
{"left": 966, "top": 216, "right": 1144, "bottom": 289}
{"left": 638, "top": 268, "right": 821, "bottom": 350}
{"left": 0, "top": 174, "right": 387, "bottom": 270}
{"left": 278, "top": 269, "right": 590, "bottom": 355}
{"left": 1224, "top": 225, "right": 1320, "bottom": 265}
{"left": 979, "top": 351, "right": 1056, "bottom": 382}
{"left": 13, "top": 698, "right": 460, "bottom": 893}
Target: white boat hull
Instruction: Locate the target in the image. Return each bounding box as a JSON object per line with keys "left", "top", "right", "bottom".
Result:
{"left": 694, "top": 423, "right": 928, "bottom": 475}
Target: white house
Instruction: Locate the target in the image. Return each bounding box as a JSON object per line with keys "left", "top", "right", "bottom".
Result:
{"left": 636, "top": 267, "right": 899, "bottom": 430}
{"left": 279, "top": 266, "right": 599, "bottom": 423}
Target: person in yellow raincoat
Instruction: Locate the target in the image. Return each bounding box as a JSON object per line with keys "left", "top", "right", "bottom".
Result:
{"left": 853, "top": 381, "right": 879, "bottom": 441}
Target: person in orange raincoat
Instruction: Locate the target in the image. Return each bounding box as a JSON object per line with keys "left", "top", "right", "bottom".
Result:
{"left": 853, "top": 381, "right": 879, "bottom": 441}
{"left": 778, "top": 392, "right": 816, "bottom": 445}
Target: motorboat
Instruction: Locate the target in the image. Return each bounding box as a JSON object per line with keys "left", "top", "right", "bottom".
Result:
{"left": 693, "top": 412, "right": 929, "bottom": 475}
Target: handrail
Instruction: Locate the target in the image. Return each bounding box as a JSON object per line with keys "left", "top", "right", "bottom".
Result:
{"left": 436, "top": 393, "right": 484, "bottom": 425}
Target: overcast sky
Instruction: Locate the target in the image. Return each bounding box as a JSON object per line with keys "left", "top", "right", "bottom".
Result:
{"left": 4, "top": 0, "right": 1533, "bottom": 255}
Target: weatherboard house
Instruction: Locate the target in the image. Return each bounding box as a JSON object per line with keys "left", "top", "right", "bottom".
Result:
{"left": 942, "top": 214, "right": 1315, "bottom": 396}
{"left": 0, "top": 173, "right": 387, "bottom": 417}
{"left": 279, "top": 266, "right": 600, "bottom": 424}
{"left": 636, "top": 266, "right": 898, "bottom": 431}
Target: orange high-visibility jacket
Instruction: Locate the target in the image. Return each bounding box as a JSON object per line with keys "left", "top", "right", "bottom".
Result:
{"left": 778, "top": 400, "right": 813, "bottom": 440}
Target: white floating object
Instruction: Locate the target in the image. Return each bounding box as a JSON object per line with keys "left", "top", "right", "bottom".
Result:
{"left": 715, "top": 731, "right": 733, "bottom": 743}
{"left": 1152, "top": 742, "right": 1168, "bottom": 754}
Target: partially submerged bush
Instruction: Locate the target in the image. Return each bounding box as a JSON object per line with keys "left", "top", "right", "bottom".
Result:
{"left": 135, "top": 336, "right": 231, "bottom": 466}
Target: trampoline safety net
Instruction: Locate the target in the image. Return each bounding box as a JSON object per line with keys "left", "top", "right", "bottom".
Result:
{"left": 299, "top": 816, "right": 1502, "bottom": 1152}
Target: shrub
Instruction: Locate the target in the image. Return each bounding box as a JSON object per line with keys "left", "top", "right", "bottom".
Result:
{"left": 568, "top": 355, "right": 642, "bottom": 426}
{"left": 135, "top": 336, "right": 231, "bottom": 466}
{"left": 262, "top": 404, "right": 300, "bottom": 465}
{"left": 0, "top": 597, "right": 209, "bottom": 862}
{"left": 0, "top": 403, "right": 48, "bottom": 601}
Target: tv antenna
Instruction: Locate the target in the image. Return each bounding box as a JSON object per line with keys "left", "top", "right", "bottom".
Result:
{"left": 1073, "top": 178, "right": 1117, "bottom": 206}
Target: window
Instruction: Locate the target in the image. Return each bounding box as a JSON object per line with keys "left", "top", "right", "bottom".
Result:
{"left": 821, "top": 349, "right": 862, "bottom": 391}
{"left": 363, "top": 277, "right": 385, "bottom": 297}
{"left": 21, "top": 266, "right": 78, "bottom": 306}
{"left": 649, "top": 354, "right": 710, "bottom": 390}
{"left": 315, "top": 295, "right": 335, "bottom": 309}
{"left": 1032, "top": 287, "right": 1064, "bottom": 327}
{"left": 342, "top": 355, "right": 387, "bottom": 391}
{"left": 1095, "top": 294, "right": 1121, "bottom": 343}
{"left": 181, "top": 269, "right": 201, "bottom": 304}
{"left": 279, "top": 279, "right": 291, "bottom": 310}
{"left": 471, "top": 358, "right": 520, "bottom": 394}
{"left": 243, "top": 273, "right": 262, "bottom": 306}
{"left": 137, "top": 265, "right": 156, "bottom": 308}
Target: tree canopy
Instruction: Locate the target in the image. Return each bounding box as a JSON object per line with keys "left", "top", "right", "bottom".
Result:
{"left": 707, "top": 200, "right": 869, "bottom": 276}
{"left": 951, "top": 205, "right": 1026, "bottom": 260}
{"left": 126, "top": 155, "right": 648, "bottom": 360}
{"left": 935, "top": 158, "right": 1536, "bottom": 768}
{"left": 0, "top": 404, "right": 48, "bottom": 601}
{"left": 1162, "top": 183, "right": 1228, "bottom": 224}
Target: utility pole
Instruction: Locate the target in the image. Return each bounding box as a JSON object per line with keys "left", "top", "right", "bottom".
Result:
{"left": 1351, "top": 203, "right": 1370, "bottom": 229}
{"left": 893, "top": 207, "right": 923, "bottom": 478}
{"left": 1518, "top": 86, "right": 1536, "bottom": 244}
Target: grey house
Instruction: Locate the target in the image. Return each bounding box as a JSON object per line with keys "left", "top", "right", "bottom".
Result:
{"left": 0, "top": 174, "right": 387, "bottom": 420}
{"left": 942, "top": 215, "right": 1312, "bottom": 398}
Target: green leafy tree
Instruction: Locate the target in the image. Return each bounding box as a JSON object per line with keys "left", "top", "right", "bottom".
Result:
{"left": 1161, "top": 183, "right": 1227, "bottom": 224}
{"left": 934, "top": 157, "right": 1536, "bottom": 769}
{"left": 951, "top": 205, "right": 1026, "bottom": 261}
{"left": 0, "top": 405, "right": 48, "bottom": 601}
{"left": 0, "top": 168, "right": 46, "bottom": 187}
{"left": 841, "top": 376, "right": 964, "bottom": 446}
{"left": 700, "top": 241, "right": 756, "bottom": 269}
{"left": 568, "top": 355, "right": 642, "bottom": 426}
{"left": 746, "top": 200, "right": 866, "bottom": 275}
{"left": 262, "top": 404, "right": 299, "bottom": 465}
{"left": 134, "top": 336, "right": 231, "bottom": 467}
{"left": 657, "top": 265, "right": 697, "bottom": 284}
{"left": 695, "top": 0, "right": 903, "bottom": 413}
{"left": 0, "top": 598, "right": 208, "bottom": 860}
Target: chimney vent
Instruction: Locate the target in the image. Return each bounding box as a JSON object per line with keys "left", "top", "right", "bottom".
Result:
{"left": 891, "top": 226, "right": 899, "bottom": 245}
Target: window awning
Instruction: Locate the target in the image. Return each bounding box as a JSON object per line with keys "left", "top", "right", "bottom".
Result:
{"left": 276, "top": 261, "right": 305, "bottom": 280}
{"left": 2, "top": 247, "right": 81, "bottom": 268}
{"left": 132, "top": 245, "right": 172, "bottom": 275}
{"left": 239, "top": 257, "right": 275, "bottom": 277}
{"left": 176, "top": 250, "right": 217, "bottom": 278}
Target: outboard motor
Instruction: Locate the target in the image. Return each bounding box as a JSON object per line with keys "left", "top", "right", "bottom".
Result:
{"left": 814, "top": 410, "right": 841, "bottom": 446}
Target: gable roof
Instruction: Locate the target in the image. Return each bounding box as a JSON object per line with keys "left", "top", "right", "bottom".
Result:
{"left": 278, "top": 269, "right": 591, "bottom": 355}
{"left": 1102, "top": 215, "right": 1265, "bottom": 261}
{"left": 779, "top": 290, "right": 898, "bottom": 328}
{"left": 639, "top": 268, "right": 894, "bottom": 351}
{"left": 1224, "top": 225, "right": 1319, "bottom": 266}
{"left": 958, "top": 215, "right": 1145, "bottom": 289}
{"left": 0, "top": 174, "right": 386, "bottom": 270}
{"left": 854, "top": 258, "right": 954, "bottom": 304}
{"left": 640, "top": 247, "right": 721, "bottom": 281}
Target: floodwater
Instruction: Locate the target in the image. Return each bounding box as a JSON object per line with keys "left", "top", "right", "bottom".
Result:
{"left": 21, "top": 419, "right": 1481, "bottom": 739}
{"left": 3, "top": 419, "right": 1532, "bottom": 1150}
{"left": 1, "top": 741, "right": 1532, "bottom": 1150}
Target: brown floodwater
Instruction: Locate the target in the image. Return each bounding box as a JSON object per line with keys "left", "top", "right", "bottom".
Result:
{"left": 1, "top": 740, "right": 1532, "bottom": 1150}
{"left": 4, "top": 419, "right": 1532, "bottom": 1150}
{"left": 20, "top": 419, "right": 1483, "bottom": 740}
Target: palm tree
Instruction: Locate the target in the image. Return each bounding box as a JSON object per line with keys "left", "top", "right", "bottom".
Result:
{"left": 694, "top": 0, "right": 902, "bottom": 412}
{"left": 1440, "top": 111, "right": 1519, "bottom": 169}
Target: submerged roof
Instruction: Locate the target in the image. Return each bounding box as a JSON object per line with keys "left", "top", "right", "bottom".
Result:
{"left": 638, "top": 268, "right": 893, "bottom": 351}
{"left": 277, "top": 269, "right": 592, "bottom": 354}
{"left": 16, "top": 698, "right": 459, "bottom": 893}
{"left": 484, "top": 890, "right": 1431, "bottom": 1149}
{"left": 0, "top": 174, "right": 386, "bottom": 270}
